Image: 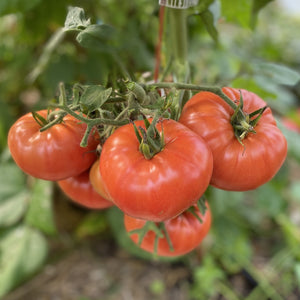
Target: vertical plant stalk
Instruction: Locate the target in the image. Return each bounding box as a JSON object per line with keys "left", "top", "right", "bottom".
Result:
{"left": 165, "top": 7, "right": 191, "bottom": 119}
{"left": 168, "top": 8, "right": 188, "bottom": 66}
{"left": 154, "top": 5, "right": 165, "bottom": 82}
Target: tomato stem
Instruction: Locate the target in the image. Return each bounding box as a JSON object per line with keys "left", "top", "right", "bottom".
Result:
{"left": 159, "top": 222, "right": 174, "bottom": 253}
{"left": 128, "top": 220, "right": 174, "bottom": 255}
{"left": 31, "top": 111, "right": 48, "bottom": 127}
{"left": 144, "top": 82, "right": 239, "bottom": 111}
{"left": 133, "top": 113, "right": 165, "bottom": 160}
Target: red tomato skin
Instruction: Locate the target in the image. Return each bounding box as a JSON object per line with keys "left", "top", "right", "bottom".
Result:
{"left": 124, "top": 202, "right": 212, "bottom": 257}
{"left": 8, "top": 110, "right": 99, "bottom": 181}
{"left": 89, "top": 159, "right": 112, "bottom": 201}
{"left": 179, "top": 87, "right": 287, "bottom": 191}
{"left": 58, "top": 169, "right": 114, "bottom": 209}
{"left": 100, "top": 119, "right": 213, "bottom": 222}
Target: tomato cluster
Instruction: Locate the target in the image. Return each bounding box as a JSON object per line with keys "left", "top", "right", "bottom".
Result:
{"left": 7, "top": 87, "right": 287, "bottom": 257}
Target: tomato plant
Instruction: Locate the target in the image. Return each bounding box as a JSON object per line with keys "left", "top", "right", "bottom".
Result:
{"left": 7, "top": 110, "right": 99, "bottom": 181}
{"left": 100, "top": 118, "right": 213, "bottom": 221}
{"left": 179, "top": 87, "right": 287, "bottom": 191}
{"left": 58, "top": 169, "right": 113, "bottom": 210}
{"left": 124, "top": 202, "right": 212, "bottom": 257}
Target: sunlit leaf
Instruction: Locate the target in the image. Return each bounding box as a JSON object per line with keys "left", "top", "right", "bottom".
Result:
{"left": 64, "top": 6, "right": 91, "bottom": 30}
{"left": 0, "top": 226, "right": 47, "bottom": 297}
{"left": 251, "top": 0, "right": 274, "bottom": 28}
{"left": 231, "top": 77, "right": 277, "bottom": 99}
{"left": 25, "top": 179, "right": 56, "bottom": 235}
{"left": 0, "top": 163, "right": 28, "bottom": 227}
{"left": 253, "top": 62, "right": 300, "bottom": 86}
{"left": 220, "top": 0, "right": 251, "bottom": 27}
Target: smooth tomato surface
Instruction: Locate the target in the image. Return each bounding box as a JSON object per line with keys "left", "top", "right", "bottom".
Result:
{"left": 179, "top": 87, "right": 287, "bottom": 191}
{"left": 124, "top": 202, "right": 212, "bottom": 257}
{"left": 8, "top": 110, "right": 99, "bottom": 181}
{"left": 58, "top": 169, "right": 113, "bottom": 209}
{"left": 89, "top": 159, "right": 111, "bottom": 201}
{"left": 100, "top": 119, "right": 213, "bottom": 222}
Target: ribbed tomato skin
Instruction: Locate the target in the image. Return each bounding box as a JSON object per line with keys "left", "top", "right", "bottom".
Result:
{"left": 8, "top": 110, "right": 99, "bottom": 181}
{"left": 58, "top": 169, "right": 113, "bottom": 209}
{"left": 179, "top": 87, "right": 287, "bottom": 191}
{"left": 100, "top": 119, "right": 213, "bottom": 221}
{"left": 124, "top": 202, "right": 212, "bottom": 257}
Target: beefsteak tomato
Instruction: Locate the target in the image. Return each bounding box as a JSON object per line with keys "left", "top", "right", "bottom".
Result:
{"left": 100, "top": 119, "right": 213, "bottom": 221}
{"left": 8, "top": 110, "right": 99, "bottom": 181}
{"left": 89, "top": 159, "right": 111, "bottom": 201}
{"left": 124, "top": 202, "right": 212, "bottom": 257}
{"left": 58, "top": 169, "right": 113, "bottom": 209}
{"left": 179, "top": 87, "right": 287, "bottom": 191}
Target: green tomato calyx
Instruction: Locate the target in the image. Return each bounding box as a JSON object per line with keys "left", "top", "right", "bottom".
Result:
{"left": 230, "top": 92, "right": 267, "bottom": 145}
{"left": 128, "top": 220, "right": 174, "bottom": 256}
{"left": 133, "top": 115, "right": 165, "bottom": 160}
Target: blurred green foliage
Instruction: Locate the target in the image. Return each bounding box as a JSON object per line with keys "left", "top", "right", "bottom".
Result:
{"left": 0, "top": 0, "right": 300, "bottom": 299}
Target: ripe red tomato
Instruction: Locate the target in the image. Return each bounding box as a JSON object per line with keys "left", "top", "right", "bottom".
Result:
{"left": 89, "top": 159, "right": 112, "bottom": 201}
{"left": 100, "top": 119, "right": 213, "bottom": 222}
{"left": 179, "top": 87, "right": 287, "bottom": 191}
{"left": 58, "top": 169, "right": 114, "bottom": 209}
{"left": 124, "top": 202, "right": 212, "bottom": 257}
{"left": 8, "top": 110, "right": 99, "bottom": 181}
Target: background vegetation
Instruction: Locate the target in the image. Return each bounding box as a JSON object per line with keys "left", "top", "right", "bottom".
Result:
{"left": 0, "top": 0, "right": 300, "bottom": 299}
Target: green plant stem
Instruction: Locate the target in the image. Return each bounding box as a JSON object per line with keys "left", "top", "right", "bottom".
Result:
{"left": 144, "top": 82, "right": 239, "bottom": 111}
{"left": 53, "top": 104, "right": 129, "bottom": 127}
{"left": 168, "top": 8, "right": 188, "bottom": 65}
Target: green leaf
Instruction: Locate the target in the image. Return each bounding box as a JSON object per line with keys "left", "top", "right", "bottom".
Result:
{"left": 0, "top": 163, "right": 28, "bottom": 227}
{"left": 251, "top": 0, "right": 274, "bottom": 28}
{"left": 75, "top": 212, "right": 108, "bottom": 239}
{"left": 253, "top": 183, "right": 285, "bottom": 217}
{"left": 25, "top": 179, "right": 56, "bottom": 235}
{"left": 80, "top": 85, "right": 113, "bottom": 113}
{"left": 76, "top": 24, "right": 116, "bottom": 52}
{"left": 190, "top": 255, "right": 225, "bottom": 299}
{"left": 231, "top": 76, "right": 277, "bottom": 99}
{"left": 0, "top": 226, "right": 48, "bottom": 297}
{"left": 220, "top": 0, "right": 251, "bottom": 27}
{"left": 0, "top": 0, "right": 41, "bottom": 16}
{"left": 252, "top": 62, "right": 300, "bottom": 86}
{"left": 295, "top": 263, "right": 300, "bottom": 286}
{"left": 200, "top": 2, "right": 219, "bottom": 43}
{"left": 277, "top": 119, "right": 300, "bottom": 164}
{"left": 289, "top": 181, "right": 300, "bottom": 203}
{"left": 64, "top": 6, "right": 91, "bottom": 30}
